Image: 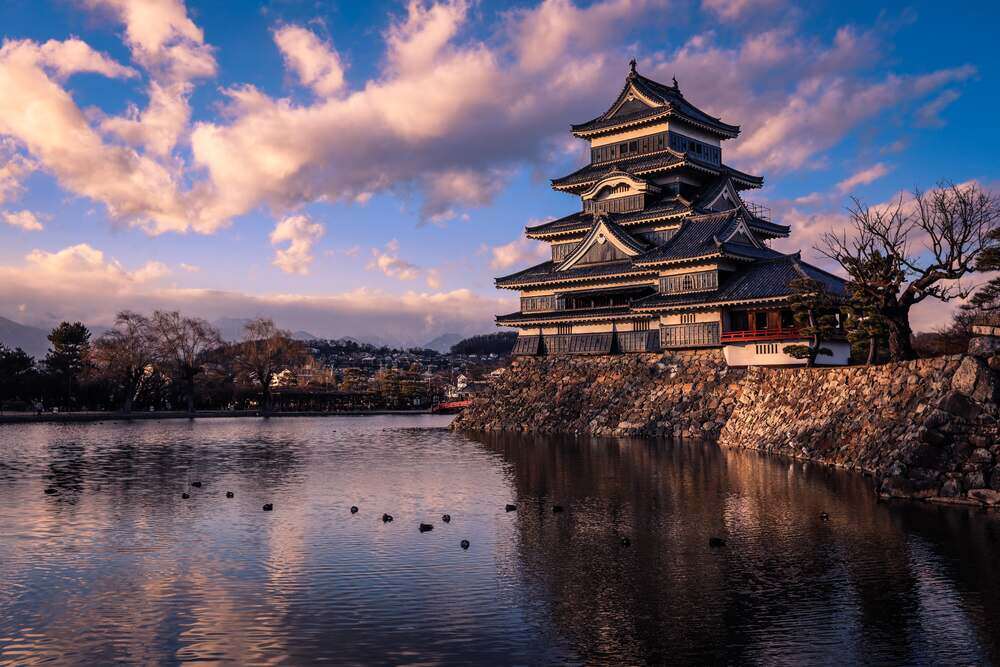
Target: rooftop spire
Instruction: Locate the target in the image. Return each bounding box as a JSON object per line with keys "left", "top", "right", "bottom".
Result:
{"left": 628, "top": 58, "right": 637, "bottom": 77}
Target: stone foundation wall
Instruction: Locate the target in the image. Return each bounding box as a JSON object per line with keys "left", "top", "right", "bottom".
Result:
{"left": 454, "top": 339, "right": 1000, "bottom": 507}
{"left": 719, "top": 344, "right": 1000, "bottom": 507}
{"left": 451, "top": 350, "right": 745, "bottom": 438}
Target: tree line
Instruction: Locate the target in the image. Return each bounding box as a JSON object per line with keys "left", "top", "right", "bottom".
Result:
{"left": 0, "top": 312, "right": 306, "bottom": 415}
{"left": 778, "top": 181, "right": 1000, "bottom": 366}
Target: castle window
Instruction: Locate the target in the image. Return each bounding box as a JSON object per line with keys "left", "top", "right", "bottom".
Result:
{"left": 557, "top": 324, "right": 573, "bottom": 335}
{"left": 659, "top": 270, "right": 718, "bottom": 294}
{"left": 634, "top": 320, "right": 650, "bottom": 331}
{"left": 680, "top": 313, "right": 696, "bottom": 324}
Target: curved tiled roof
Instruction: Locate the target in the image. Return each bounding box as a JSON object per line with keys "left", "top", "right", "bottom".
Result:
{"left": 632, "top": 255, "right": 846, "bottom": 311}
{"left": 551, "top": 151, "right": 687, "bottom": 189}
{"left": 572, "top": 71, "right": 740, "bottom": 138}
{"left": 495, "top": 259, "right": 655, "bottom": 288}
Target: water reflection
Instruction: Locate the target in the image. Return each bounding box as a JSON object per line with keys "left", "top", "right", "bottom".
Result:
{"left": 469, "top": 432, "right": 1000, "bottom": 665}
{"left": 0, "top": 418, "right": 998, "bottom": 665}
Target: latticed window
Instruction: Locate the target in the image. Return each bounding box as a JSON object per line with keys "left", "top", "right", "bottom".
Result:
{"left": 557, "top": 324, "right": 573, "bottom": 335}
{"left": 551, "top": 243, "right": 578, "bottom": 262}
{"left": 521, "top": 295, "right": 555, "bottom": 312}
{"left": 659, "top": 270, "right": 718, "bottom": 294}
{"left": 634, "top": 320, "right": 650, "bottom": 331}
{"left": 680, "top": 313, "right": 696, "bottom": 324}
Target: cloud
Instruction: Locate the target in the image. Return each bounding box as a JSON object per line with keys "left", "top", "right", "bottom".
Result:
{"left": 366, "top": 238, "right": 444, "bottom": 288}
{"left": 0, "top": 243, "right": 508, "bottom": 345}
{"left": 645, "top": 27, "right": 976, "bottom": 173}
{"left": 488, "top": 236, "right": 549, "bottom": 270}
{"left": 0, "top": 137, "right": 36, "bottom": 204}
{"left": 179, "top": 262, "right": 200, "bottom": 272}
{"left": 0, "top": 0, "right": 981, "bottom": 236}
{"left": 273, "top": 24, "right": 346, "bottom": 97}
{"left": 2, "top": 209, "right": 43, "bottom": 231}
{"left": 0, "top": 36, "right": 200, "bottom": 234}
{"left": 269, "top": 214, "right": 325, "bottom": 275}
{"left": 836, "top": 162, "right": 891, "bottom": 194}
{"left": 14, "top": 244, "right": 171, "bottom": 291}
{"left": 701, "top": 0, "right": 784, "bottom": 22}
{"left": 367, "top": 239, "right": 422, "bottom": 281}
{"left": 915, "top": 89, "right": 961, "bottom": 128}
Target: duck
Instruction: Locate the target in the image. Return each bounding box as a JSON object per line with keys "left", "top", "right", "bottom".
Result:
{"left": 820, "top": 512, "right": 830, "bottom": 521}
{"left": 191, "top": 481, "right": 203, "bottom": 488}
{"left": 350, "top": 506, "right": 359, "bottom": 514}
{"left": 44, "top": 488, "right": 57, "bottom": 495}
{"left": 382, "top": 513, "right": 394, "bottom": 523}
{"left": 442, "top": 514, "right": 451, "bottom": 523}
{"left": 709, "top": 537, "right": 726, "bottom": 548}
{"left": 225, "top": 491, "right": 234, "bottom": 498}
{"left": 460, "top": 539, "right": 470, "bottom": 550}
{"left": 419, "top": 523, "right": 433, "bottom": 532}
{"left": 181, "top": 493, "right": 190, "bottom": 499}
{"left": 263, "top": 503, "right": 273, "bottom": 511}
{"left": 505, "top": 504, "right": 517, "bottom": 512}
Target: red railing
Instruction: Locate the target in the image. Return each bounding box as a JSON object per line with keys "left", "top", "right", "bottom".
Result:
{"left": 720, "top": 327, "right": 800, "bottom": 342}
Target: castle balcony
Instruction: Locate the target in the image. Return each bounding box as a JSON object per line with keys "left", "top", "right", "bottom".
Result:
{"left": 659, "top": 322, "right": 720, "bottom": 348}
{"left": 742, "top": 200, "right": 771, "bottom": 222}
{"left": 720, "top": 326, "right": 800, "bottom": 343}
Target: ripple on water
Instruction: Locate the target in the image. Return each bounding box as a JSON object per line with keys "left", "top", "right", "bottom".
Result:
{"left": 0, "top": 417, "right": 999, "bottom": 665}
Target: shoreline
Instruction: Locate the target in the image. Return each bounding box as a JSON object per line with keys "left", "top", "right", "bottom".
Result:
{"left": 0, "top": 409, "right": 435, "bottom": 424}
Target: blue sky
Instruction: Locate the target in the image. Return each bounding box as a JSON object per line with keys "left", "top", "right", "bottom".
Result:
{"left": 0, "top": 0, "right": 996, "bottom": 345}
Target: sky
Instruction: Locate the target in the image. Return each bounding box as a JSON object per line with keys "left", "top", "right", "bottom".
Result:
{"left": 0, "top": 0, "right": 997, "bottom": 346}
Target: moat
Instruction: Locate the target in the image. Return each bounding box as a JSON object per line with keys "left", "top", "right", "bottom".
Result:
{"left": 2, "top": 416, "right": 999, "bottom": 664}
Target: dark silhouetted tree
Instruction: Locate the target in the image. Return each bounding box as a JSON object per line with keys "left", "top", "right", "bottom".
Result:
{"left": 44, "top": 321, "right": 91, "bottom": 407}
{"left": 148, "top": 311, "right": 223, "bottom": 414}
{"left": 91, "top": 311, "right": 153, "bottom": 413}
{"left": 233, "top": 318, "right": 306, "bottom": 415}
{"left": 820, "top": 182, "right": 1000, "bottom": 361}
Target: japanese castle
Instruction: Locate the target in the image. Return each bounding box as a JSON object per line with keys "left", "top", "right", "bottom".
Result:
{"left": 496, "top": 61, "right": 849, "bottom": 366}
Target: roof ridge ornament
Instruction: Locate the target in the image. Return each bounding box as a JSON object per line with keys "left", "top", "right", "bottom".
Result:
{"left": 628, "top": 58, "right": 637, "bottom": 77}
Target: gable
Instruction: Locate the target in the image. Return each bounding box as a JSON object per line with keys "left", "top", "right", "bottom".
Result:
{"left": 558, "top": 218, "right": 645, "bottom": 271}
{"left": 610, "top": 97, "right": 652, "bottom": 118}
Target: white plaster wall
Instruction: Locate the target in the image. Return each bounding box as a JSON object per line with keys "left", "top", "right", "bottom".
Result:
{"left": 723, "top": 340, "right": 851, "bottom": 367}
{"left": 660, "top": 311, "right": 721, "bottom": 325}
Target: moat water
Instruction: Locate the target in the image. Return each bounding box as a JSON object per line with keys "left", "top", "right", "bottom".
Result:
{"left": 1, "top": 416, "right": 999, "bottom": 665}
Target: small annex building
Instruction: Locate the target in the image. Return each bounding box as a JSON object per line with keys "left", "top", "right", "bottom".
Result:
{"left": 495, "top": 61, "right": 849, "bottom": 367}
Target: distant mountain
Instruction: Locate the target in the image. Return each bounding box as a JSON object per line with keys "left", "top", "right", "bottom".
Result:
{"left": 422, "top": 333, "right": 463, "bottom": 353}
{"left": 211, "top": 317, "right": 316, "bottom": 342}
{"left": 0, "top": 316, "right": 50, "bottom": 360}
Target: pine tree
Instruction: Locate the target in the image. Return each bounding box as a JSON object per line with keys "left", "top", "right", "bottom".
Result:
{"left": 44, "top": 321, "right": 91, "bottom": 406}
{"left": 782, "top": 277, "right": 839, "bottom": 367}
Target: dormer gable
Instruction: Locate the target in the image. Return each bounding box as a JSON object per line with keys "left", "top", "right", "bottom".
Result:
{"left": 557, "top": 216, "right": 648, "bottom": 271}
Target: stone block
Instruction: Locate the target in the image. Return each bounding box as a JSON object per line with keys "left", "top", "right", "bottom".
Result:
{"left": 967, "top": 488, "right": 1000, "bottom": 505}
{"left": 939, "top": 391, "right": 981, "bottom": 422}
{"left": 940, "top": 478, "right": 962, "bottom": 497}
{"left": 968, "top": 336, "right": 1000, "bottom": 358}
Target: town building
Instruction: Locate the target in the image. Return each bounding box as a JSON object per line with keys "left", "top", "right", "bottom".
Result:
{"left": 495, "top": 61, "right": 849, "bottom": 366}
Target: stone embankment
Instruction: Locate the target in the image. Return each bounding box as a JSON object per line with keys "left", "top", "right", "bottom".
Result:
{"left": 452, "top": 350, "right": 744, "bottom": 439}
{"left": 453, "top": 338, "right": 1000, "bottom": 507}
{"left": 720, "top": 338, "right": 1000, "bottom": 507}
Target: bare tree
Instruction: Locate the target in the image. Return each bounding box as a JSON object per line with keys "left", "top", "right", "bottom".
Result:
{"left": 148, "top": 311, "right": 223, "bottom": 414}
{"left": 90, "top": 311, "right": 153, "bottom": 413}
{"left": 233, "top": 318, "right": 306, "bottom": 415}
{"left": 819, "top": 181, "right": 1000, "bottom": 360}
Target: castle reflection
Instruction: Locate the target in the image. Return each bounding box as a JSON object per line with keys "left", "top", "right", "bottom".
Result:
{"left": 468, "top": 432, "right": 1000, "bottom": 665}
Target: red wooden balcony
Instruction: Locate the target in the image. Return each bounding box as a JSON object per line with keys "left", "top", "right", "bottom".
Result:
{"left": 720, "top": 327, "right": 800, "bottom": 343}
